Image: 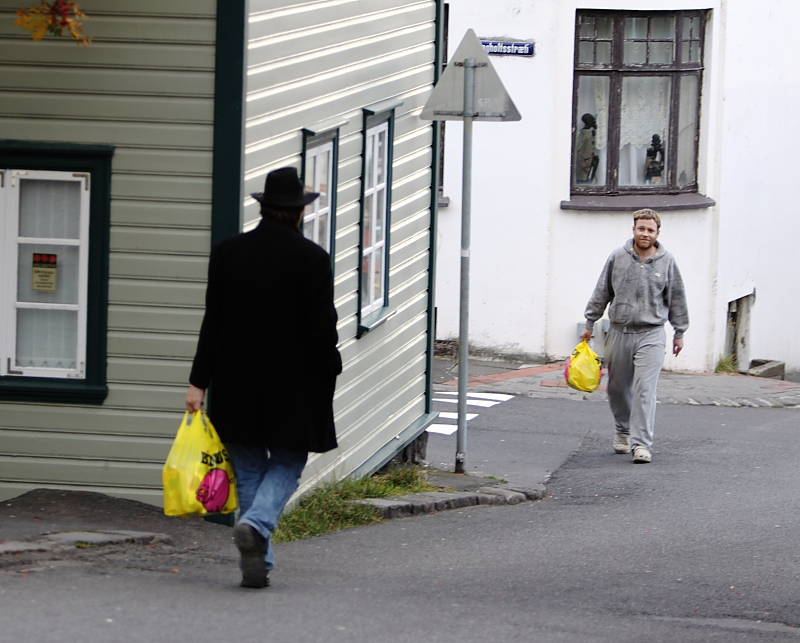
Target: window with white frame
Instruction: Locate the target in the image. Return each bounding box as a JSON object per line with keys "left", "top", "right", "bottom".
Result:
{"left": 0, "top": 169, "right": 90, "bottom": 379}
{"left": 302, "top": 132, "right": 336, "bottom": 254}
{"left": 360, "top": 119, "right": 390, "bottom": 320}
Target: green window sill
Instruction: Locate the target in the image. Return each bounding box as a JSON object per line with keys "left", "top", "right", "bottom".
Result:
{"left": 0, "top": 379, "right": 109, "bottom": 405}
{"left": 357, "top": 307, "right": 396, "bottom": 338}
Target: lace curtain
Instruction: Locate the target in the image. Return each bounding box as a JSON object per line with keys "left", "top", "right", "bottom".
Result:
{"left": 620, "top": 76, "right": 670, "bottom": 148}
{"left": 15, "top": 179, "right": 80, "bottom": 369}
{"left": 619, "top": 76, "right": 671, "bottom": 185}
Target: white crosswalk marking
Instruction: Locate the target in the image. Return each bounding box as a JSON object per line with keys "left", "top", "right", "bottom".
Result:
{"left": 435, "top": 392, "right": 514, "bottom": 402}
{"left": 432, "top": 398, "right": 501, "bottom": 408}
{"left": 428, "top": 391, "right": 515, "bottom": 435}
{"left": 427, "top": 424, "right": 459, "bottom": 435}
{"left": 438, "top": 412, "right": 478, "bottom": 421}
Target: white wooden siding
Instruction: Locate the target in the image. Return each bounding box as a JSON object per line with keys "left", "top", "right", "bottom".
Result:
{"left": 243, "top": 0, "right": 437, "bottom": 496}
{"left": 0, "top": 0, "right": 216, "bottom": 503}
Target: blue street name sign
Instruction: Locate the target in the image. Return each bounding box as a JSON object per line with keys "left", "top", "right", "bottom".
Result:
{"left": 480, "top": 40, "right": 534, "bottom": 57}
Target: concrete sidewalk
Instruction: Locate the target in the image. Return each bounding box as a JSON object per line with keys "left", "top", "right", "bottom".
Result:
{"left": 433, "top": 355, "right": 800, "bottom": 408}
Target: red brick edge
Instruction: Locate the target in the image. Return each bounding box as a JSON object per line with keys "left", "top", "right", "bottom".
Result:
{"left": 442, "top": 362, "right": 565, "bottom": 387}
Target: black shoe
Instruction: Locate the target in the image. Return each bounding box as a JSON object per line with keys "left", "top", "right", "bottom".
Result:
{"left": 233, "top": 523, "right": 268, "bottom": 588}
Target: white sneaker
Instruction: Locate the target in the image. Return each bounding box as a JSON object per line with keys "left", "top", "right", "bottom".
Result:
{"left": 632, "top": 446, "right": 651, "bottom": 463}
{"left": 613, "top": 432, "right": 630, "bottom": 454}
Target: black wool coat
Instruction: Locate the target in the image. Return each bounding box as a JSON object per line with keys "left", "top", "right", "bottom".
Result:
{"left": 189, "top": 216, "right": 342, "bottom": 452}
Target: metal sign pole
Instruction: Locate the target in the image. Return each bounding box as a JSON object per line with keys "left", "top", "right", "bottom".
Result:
{"left": 455, "top": 57, "right": 476, "bottom": 474}
{"left": 420, "top": 28, "right": 520, "bottom": 475}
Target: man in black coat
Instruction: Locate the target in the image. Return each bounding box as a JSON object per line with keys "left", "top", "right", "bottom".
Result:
{"left": 185, "top": 166, "right": 342, "bottom": 588}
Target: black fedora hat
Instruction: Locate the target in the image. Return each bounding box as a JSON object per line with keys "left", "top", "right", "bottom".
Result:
{"left": 251, "top": 167, "right": 319, "bottom": 208}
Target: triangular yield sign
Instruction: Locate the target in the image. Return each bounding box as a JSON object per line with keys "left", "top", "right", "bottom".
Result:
{"left": 421, "top": 29, "right": 521, "bottom": 122}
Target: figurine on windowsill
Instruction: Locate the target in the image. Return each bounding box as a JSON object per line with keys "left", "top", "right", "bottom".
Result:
{"left": 644, "top": 134, "right": 665, "bottom": 184}
{"left": 576, "top": 113, "right": 599, "bottom": 184}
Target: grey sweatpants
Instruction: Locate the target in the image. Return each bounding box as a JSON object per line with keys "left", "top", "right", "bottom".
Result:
{"left": 605, "top": 325, "right": 666, "bottom": 450}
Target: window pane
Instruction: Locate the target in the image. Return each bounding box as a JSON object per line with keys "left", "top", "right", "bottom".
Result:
{"left": 375, "top": 189, "right": 385, "bottom": 241}
{"left": 373, "top": 246, "right": 383, "bottom": 304}
{"left": 579, "top": 41, "right": 594, "bottom": 64}
{"left": 688, "top": 41, "right": 700, "bottom": 63}
{"left": 579, "top": 15, "right": 595, "bottom": 38}
{"left": 625, "top": 17, "right": 647, "bottom": 39}
{"left": 365, "top": 134, "right": 374, "bottom": 188}
{"left": 303, "top": 216, "right": 314, "bottom": 242}
{"left": 303, "top": 202, "right": 314, "bottom": 228}
{"left": 650, "top": 16, "right": 674, "bottom": 39}
{"left": 376, "top": 130, "right": 386, "bottom": 185}
{"left": 317, "top": 151, "right": 329, "bottom": 210}
{"left": 574, "top": 75, "right": 609, "bottom": 187}
{"left": 650, "top": 42, "right": 674, "bottom": 64}
{"left": 623, "top": 41, "right": 646, "bottom": 64}
{"left": 318, "top": 213, "right": 329, "bottom": 253}
{"left": 15, "top": 308, "right": 78, "bottom": 369}
{"left": 17, "top": 244, "right": 80, "bottom": 304}
{"left": 596, "top": 42, "right": 611, "bottom": 64}
{"left": 361, "top": 251, "right": 371, "bottom": 308}
{"left": 363, "top": 193, "right": 373, "bottom": 248}
{"left": 19, "top": 179, "right": 81, "bottom": 239}
{"left": 681, "top": 41, "right": 690, "bottom": 64}
{"left": 684, "top": 16, "right": 699, "bottom": 39}
{"left": 619, "top": 76, "right": 671, "bottom": 186}
{"left": 677, "top": 74, "right": 699, "bottom": 187}
{"left": 596, "top": 16, "right": 612, "bottom": 39}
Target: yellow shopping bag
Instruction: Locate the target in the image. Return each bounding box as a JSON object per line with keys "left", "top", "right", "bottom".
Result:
{"left": 564, "top": 340, "right": 603, "bottom": 393}
{"left": 162, "top": 411, "right": 238, "bottom": 517}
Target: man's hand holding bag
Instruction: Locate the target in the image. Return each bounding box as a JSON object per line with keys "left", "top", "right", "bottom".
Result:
{"left": 564, "top": 340, "right": 603, "bottom": 393}
{"left": 162, "top": 410, "right": 238, "bottom": 517}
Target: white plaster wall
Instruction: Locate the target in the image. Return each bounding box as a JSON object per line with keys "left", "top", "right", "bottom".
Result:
{"left": 436, "top": 0, "right": 559, "bottom": 359}
{"left": 546, "top": 0, "right": 721, "bottom": 373}
{"left": 713, "top": 0, "right": 800, "bottom": 372}
{"left": 436, "top": 0, "right": 731, "bottom": 371}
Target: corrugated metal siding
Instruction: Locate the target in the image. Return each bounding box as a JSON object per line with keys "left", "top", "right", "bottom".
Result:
{"left": 0, "top": 0, "right": 217, "bottom": 503}
{"left": 243, "top": 0, "right": 437, "bottom": 495}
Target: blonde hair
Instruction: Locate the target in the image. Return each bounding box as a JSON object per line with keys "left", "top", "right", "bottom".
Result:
{"left": 633, "top": 208, "right": 661, "bottom": 230}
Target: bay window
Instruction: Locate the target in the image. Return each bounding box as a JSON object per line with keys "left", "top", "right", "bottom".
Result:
{"left": 571, "top": 10, "right": 704, "bottom": 194}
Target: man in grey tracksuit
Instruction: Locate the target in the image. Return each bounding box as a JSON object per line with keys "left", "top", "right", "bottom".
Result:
{"left": 580, "top": 209, "right": 689, "bottom": 464}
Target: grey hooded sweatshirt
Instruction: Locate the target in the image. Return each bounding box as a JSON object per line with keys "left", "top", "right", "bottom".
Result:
{"left": 584, "top": 239, "right": 689, "bottom": 338}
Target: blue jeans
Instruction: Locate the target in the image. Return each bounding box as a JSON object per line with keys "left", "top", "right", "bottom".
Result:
{"left": 225, "top": 443, "right": 308, "bottom": 571}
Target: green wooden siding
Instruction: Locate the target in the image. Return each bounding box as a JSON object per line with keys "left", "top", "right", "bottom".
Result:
{"left": 0, "top": 0, "right": 439, "bottom": 503}
{"left": 0, "top": 0, "right": 216, "bottom": 502}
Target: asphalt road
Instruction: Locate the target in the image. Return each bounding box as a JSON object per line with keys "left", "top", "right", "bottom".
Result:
{"left": 2, "top": 397, "right": 799, "bottom": 642}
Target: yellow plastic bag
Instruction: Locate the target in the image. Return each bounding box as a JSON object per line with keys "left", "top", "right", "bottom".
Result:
{"left": 162, "top": 411, "right": 238, "bottom": 517}
{"left": 564, "top": 340, "right": 603, "bottom": 392}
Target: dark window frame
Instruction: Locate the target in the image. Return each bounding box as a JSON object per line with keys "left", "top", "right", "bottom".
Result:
{"left": 0, "top": 141, "right": 112, "bottom": 404}
{"left": 301, "top": 123, "right": 342, "bottom": 266}
{"left": 357, "top": 101, "right": 400, "bottom": 338}
{"left": 570, "top": 10, "right": 705, "bottom": 196}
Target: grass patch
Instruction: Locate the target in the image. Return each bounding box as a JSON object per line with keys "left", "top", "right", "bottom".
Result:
{"left": 482, "top": 475, "right": 507, "bottom": 483}
{"left": 273, "top": 466, "right": 437, "bottom": 543}
{"left": 715, "top": 354, "right": 738, "bottom": 373}
{"left": 74, "top": 542, "right": 97, "bottom": 549}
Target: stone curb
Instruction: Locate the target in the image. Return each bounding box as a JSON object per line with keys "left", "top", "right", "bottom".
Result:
{"left": 0, "top": 530, "right": 171, "bottom": 556}
{"left": 352, "top": 483, "right": 547, "bottom": 519}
